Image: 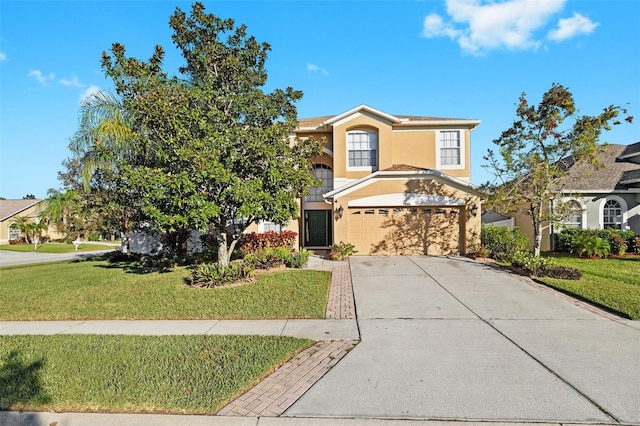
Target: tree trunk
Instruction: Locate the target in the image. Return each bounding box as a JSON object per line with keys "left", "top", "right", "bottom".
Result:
{"left": 533, "top": 221, "right": 542, "bottom": 257}
{"left": 217, "top": 231, "right": 241, "bottom": 266}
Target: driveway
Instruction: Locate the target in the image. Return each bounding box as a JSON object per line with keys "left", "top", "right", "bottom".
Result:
{"left": 286, "top": 256, "right": 640, "bottom": 423}
{"left": 0, "top": 249, "right": 111, "bottom": 267}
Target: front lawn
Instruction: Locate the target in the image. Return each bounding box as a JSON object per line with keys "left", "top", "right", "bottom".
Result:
{"left": 538, "top": 254, "right": 640, "bottom": 320}
{"left": 0, "top": 242, "right": 116, "bottom": 254}
{"left": 0, "top": 334, "right": 312, "bottom": 414}
{"left": 0, "top": 259, "right": 330, "bottom": 320}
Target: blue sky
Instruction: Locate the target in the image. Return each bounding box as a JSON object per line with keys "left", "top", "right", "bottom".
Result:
{"left": 1, "top": 0, "right": 639, "bottom": 200}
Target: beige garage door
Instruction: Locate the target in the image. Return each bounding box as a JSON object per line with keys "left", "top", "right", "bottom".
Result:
{"left": 348, "top": 207, "right": 461, "bottom": 255}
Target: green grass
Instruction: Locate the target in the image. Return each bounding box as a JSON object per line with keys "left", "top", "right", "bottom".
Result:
{"left": 0, "top": 334, "right": 313, "bottom": 414}
{"left": 0, "top": 259, "right": 330, "bottom": 320}
{"left": 0, "top": 242, "right": 116, "bottom": 253}
{"left": 538, "top": 254, "right": 640, "bottom": 320}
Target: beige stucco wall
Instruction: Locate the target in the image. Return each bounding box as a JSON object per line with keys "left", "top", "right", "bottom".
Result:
{"left": 331, "top": 177, "right": 481, "bottom": 255}
{"left": 512, "top": 209, "right": 552, "bottom": 252}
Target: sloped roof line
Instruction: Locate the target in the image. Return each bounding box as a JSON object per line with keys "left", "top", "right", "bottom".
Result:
{"left": 0, "top": 199, "right": 43, "bottom": 222}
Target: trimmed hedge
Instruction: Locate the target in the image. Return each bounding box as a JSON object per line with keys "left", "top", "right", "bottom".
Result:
{"left": 557, "top": 228, "right": 637, "bottom": 254}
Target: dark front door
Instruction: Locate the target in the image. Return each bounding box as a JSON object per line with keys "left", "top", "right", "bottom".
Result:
{"left": 305, "top": 210, "right": 331, "bottom": 247}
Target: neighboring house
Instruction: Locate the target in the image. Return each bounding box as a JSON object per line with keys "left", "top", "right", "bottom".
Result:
{"left": 0, "top": 199, "right": 45, "bottom": 243}
{"left": 509, "top": 142, "right": 640, "bottom": 251}
{"left": 266, "top": 104, "right": 483, "bottom": 256}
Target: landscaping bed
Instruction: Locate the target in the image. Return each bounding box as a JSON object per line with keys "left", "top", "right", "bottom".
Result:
{"left": 0, "top": 259, "right": 331, "bottom": 320}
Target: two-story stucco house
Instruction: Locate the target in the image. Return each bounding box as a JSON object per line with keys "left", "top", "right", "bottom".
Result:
{"left": 286, "top": 104, "right": 483, "bottom": 256}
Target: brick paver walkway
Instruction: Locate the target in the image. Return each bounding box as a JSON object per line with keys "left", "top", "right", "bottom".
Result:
{"left": 217, "top": 340, "right": 357, "bottom": 416}
{"left": 217, "top": 259, "right": 359, "bottom": 417}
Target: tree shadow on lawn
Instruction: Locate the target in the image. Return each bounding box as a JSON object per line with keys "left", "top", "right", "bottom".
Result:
{"left": 72, "top": 252, "right": 177, "bottom": 275}
{"left": 0, "top": 349, "right": 51, "bottom": 413}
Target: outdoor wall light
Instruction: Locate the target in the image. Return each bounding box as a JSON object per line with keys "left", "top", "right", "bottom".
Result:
{"left": 471, "top": 204, "right": 479, "bottom": 217}
{"left": 336, "top": 204, "right": 344, "bottom": 219}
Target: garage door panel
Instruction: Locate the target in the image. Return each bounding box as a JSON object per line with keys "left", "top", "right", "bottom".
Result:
{"left": 348, "top": 207, "right": 460, "bottom": 256}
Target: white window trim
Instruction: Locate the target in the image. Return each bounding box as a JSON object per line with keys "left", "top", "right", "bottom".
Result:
{"left": 346, "top": 129, "right": 378, "bottom": 172}
{"left": 258, "top": 221, "right": 284, "bottom": 233}
{"left": 8, "top": 222, "right": 21, "bottom": 240}
{"left": 559, "top": 197, "right": 586, "bottom": 230}
{"left": 598, "top": 195, "right": 629, "bottom": 230}
{"left": 435, "top": 129, "right": 465, "bottom": 170}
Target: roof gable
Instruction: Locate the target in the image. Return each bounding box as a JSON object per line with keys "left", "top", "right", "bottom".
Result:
{"left": 0, "top": 199, "right": 43, "bottom": 222}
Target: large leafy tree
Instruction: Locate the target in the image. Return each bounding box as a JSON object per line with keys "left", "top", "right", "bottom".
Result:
{"left": 484, "top": 83, "right": 632, "bottom": 256}
{"left": 100, "top": 2, "right": 321, "bottom": 263}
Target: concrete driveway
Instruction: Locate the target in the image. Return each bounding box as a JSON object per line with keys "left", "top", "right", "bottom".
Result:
{"left": 286, "top": 256, "right": 640, "bottom": 423}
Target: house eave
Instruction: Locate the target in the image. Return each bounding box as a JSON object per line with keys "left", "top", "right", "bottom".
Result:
{"left": 560, "top": 188, "right": 640, "bottom": 194}
{"left": 324, "top": 170, "right": 483, "bottom": 200}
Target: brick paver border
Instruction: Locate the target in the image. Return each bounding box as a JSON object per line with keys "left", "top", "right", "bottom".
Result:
{"left": 216, "top": 259, "right": 359, "bottom": 417}
{"left": 217, "top": 340, "right": 357, "bottom": 416}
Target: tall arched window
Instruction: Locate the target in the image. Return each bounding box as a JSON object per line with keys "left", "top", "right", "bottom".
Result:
{"left": 8, "top": 223, "right": 21, "bottom": 240}
{"left": 562, "top": 200, "right": 583, "bottom": 229}
{"left": 304, "top": 164, "right": 333, "bottom": 202}
{"left": 603, "top": 199, "right": 622, "bottom": 229}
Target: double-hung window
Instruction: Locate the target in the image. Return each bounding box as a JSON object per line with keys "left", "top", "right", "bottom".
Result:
{"left": 440, "top": 130, "right": 461, "bottom": 166}
{"left": 347, "top": 130, "right": 377, "bottom": 170}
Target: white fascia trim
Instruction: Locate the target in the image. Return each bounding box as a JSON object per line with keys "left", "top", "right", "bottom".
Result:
{"left": 396, "top": 119, "right": 481, "bottom": 129}
{"left": 619, "top": 179, "right": 640, "bottom": 185}
{"left": 561, "top": 189, "right": 640, "bottom": 194}
{"left": 348, "top": 193, "right": 467, "bottom": 207}
{"left": 297, "top": 127, "right": 328, "bottom": 132}
{"left": 324, "top": 104, "right": 402, "bottom": 125}
{"left": 323, "top": 170, "right": 481, "bottom": 200}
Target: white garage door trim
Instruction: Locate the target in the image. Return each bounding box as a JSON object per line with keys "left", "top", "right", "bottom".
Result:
{"left": 348, "top": 193, "right": 466, "bottom": 207}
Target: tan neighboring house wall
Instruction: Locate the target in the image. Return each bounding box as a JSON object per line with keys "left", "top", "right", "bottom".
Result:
{"left": 0, "top": 199, "right": 63, "bottom": 244}
{"left": 279, "top": 104, "right": 483, "bottom": 256}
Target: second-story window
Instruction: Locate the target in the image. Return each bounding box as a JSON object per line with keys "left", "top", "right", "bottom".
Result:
{"left": 347, "top": 130, "right": 377, "bottom": 169}
{"left": 440, "top": 130, "right": 461, "bottom": 166}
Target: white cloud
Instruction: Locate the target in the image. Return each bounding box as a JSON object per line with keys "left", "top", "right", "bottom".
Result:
{"left": 28, "top": 69, "right": 56, "bottom": 85}
{"left": 59, "top": 75, "right": 84, "bottom": 88}
{"left": 79, "top": 85, "right": 101, "bottom": 104}
{"left": 0, "top": 52, "right": 6, "bottom": 61}
{"left": 548, "top": 12, "right": 598, "bottom": 41}
{"left": 307, "top": 63, "right": 329, "bottom": 76}
{"left": 422, "top": 0, "right": 575, "bottom": 55}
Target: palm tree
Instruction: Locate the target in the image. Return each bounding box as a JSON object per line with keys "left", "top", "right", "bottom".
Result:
{"left": 69, "top": 91, "right": 134, "bottom": 189}
{"left": 12, "top": 215, "right": 35, "bottom": 243}
{"left": 40, "top": 189, "right": 81, "bottom": 237}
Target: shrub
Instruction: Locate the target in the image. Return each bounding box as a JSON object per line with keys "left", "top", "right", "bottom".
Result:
{"left": 188, "top": 260, "right": 255, "bottom": 288}
{"left": 88, "top": 232, "right": 100, "bottom": 241}
{"left": 237, "top": 231, "right": 297, "bottom": 254}
{"left": 8, "top": 238, "right": 24, "bottom": 245}
{"left": 630, "top": 236, "right": 640, "bottom": 254}
{"left": 481, "top": 225, "right": 529, "bottom": 261}
{"left": 330, "top": 241, "right": 357, "bottom": 260}
{"left": 508, "top": 250, "right": 553, "bottom": 276}
{"left": 558, "top": 228, "right": 636, "bottom": 254}
{"left": 575, "top": 235, "right": 610, "bottom": 258}
{"left": 607, "top": 231, "right": 627, "bottom": 256}
{"left": 245, "top": 246, "right": 291, "bottom": 269}
{"left": 285, "top": 248, "right": 312, "bottom": 268}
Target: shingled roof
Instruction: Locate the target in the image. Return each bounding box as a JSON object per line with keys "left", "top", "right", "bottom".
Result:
{"left": 0, "top": 199, "right": 43, "bottom": 222}
{"left": 560, "top": 143, "right": 640, "bottom": 191}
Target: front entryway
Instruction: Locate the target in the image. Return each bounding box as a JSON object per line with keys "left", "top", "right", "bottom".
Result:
{"left": 304, "top": 210, "right": 332, "bottom": 247}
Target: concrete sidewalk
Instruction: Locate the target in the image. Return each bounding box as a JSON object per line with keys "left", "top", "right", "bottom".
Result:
{"left": 0, "top": 319, "right": 359, "bottom": 341}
